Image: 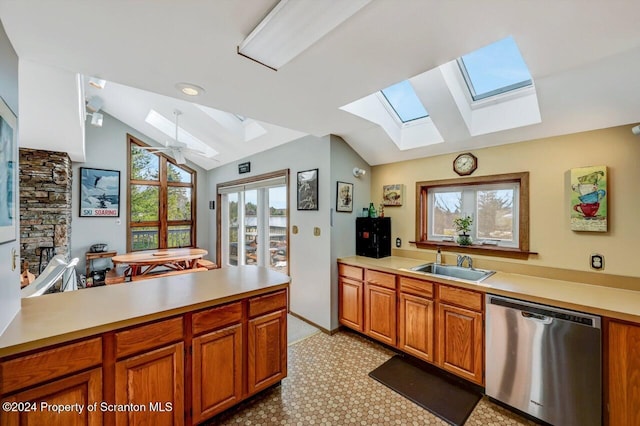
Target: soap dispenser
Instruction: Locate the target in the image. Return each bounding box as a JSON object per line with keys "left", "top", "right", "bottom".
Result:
{"left": 436, "top": 248, "right": 442, "bottom": 265}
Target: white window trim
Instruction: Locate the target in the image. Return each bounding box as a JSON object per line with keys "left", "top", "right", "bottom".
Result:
{"left": 427, "top": 182, "right": 520, "bottom": 248}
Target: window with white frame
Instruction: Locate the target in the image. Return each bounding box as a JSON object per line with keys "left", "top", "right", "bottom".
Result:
{"left": 428, "top": 183, "right": 519, "bottom": 247}
{"left": 417, "top": 172, "right": 529, "bottom": 253}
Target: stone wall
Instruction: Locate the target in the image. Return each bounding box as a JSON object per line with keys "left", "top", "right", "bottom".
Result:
{"left": 19, "top": 149, "right": 72, "bottom": 274}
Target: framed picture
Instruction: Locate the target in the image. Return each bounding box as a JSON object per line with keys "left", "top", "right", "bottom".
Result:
{"left": 570, "top": 165, "right": 607, "bottom": 232}
{"left": 383, "top": 184, "right": 404, "bottom": 206}
{"left": 297, "top": 168, "right": 318, "bottom": 210}
{"left": 79, "top": 167, "right": 121, "bottom": 217}
{"left": 336, "top": 181, "right": 354, "bottom": 212}
{"left": 0, "top": 96, "right": 17, "bottom": 244}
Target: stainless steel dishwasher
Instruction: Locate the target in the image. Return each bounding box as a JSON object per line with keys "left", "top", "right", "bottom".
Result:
{"left": 486, "top": 294, "right": 601, "bottom": 426}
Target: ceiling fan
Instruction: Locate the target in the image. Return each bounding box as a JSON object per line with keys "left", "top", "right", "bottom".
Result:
{"left": 139, "top": 110, "right": 216, "bottom": 165}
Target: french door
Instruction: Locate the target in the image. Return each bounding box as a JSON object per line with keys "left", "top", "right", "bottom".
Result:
{"left": 218, "top": 171, "right": 288, "bottom": 274}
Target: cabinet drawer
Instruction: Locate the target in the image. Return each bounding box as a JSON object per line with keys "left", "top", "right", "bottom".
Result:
{"left": 115, "top": 316, "right": 184, "bottom": 358}
{"left": 192, "top": 301, "right": 243, "bottom": 336}
{"left": 249, "top": 290, "right": 287, "bottom": 318}
{"left": 439, "top": 285, "right": 483, "bottom": 311}
{"left": 365, "top": 269, "right": 396, "bottom": 289}
{"left": 339, "top": 264, "right": 363, "bottom": 280}
{"left": 399, "top": 276, "right": 434, "bottom": 298}
{"left": 0, "top": 337, "right": 102, "bottom": 395}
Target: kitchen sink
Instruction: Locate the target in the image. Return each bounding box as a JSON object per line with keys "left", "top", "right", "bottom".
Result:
{"left": 408, "top": 263, "right": 495, "bottom": 282}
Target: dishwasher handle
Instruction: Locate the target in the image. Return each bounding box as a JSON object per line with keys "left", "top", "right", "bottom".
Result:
{"left": 521, "top": 311, "right": 553, "bottom": 324}
{"left": 488, "top": 294, "right": 601, "bottom": 328}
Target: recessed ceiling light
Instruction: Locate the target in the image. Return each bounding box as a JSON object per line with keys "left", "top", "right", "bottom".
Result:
{"left": 175, "top": 83, "right": 205, "bottom": 96}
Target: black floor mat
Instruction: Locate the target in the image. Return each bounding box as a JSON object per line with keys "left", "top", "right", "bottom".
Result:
{"left": 369, "top": 355, "right": 482, "bottom": 425}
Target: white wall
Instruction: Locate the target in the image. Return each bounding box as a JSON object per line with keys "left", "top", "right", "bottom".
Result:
{"left": 329, "top": 135, "right": 370, "bottom": 329}
{"left": 207, "top": 135, "right": 334, "bottom": 329}
{"left": 0, "top": 21, "right": 20, "bottom": 334}
{"left": 71, "top": 112, "right": 209, "bottom": 274}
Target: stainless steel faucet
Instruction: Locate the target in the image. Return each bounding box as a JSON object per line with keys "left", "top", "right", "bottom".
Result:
{"left": 457, "top": 254, "right": 473, "bottom": 269}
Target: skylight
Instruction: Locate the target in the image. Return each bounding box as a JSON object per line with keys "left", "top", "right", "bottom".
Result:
{"left": 380, "top": 80, "right": 428, "bottom": 123}
{"left": 458, "top": 36, "right": 532, "bottom": 101}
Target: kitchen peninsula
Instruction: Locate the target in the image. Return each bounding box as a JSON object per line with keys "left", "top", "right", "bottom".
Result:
{"left": 0, "top": 266, "right": 290, "bottom": 425}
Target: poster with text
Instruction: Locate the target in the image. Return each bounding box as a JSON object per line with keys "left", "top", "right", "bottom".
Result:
{"left": 80, "top": 168, "right": 121, "bottom": 217}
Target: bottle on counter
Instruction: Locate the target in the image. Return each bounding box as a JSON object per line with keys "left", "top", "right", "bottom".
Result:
{"left": 368, "top": 202, "right": 376, "bottom": 218}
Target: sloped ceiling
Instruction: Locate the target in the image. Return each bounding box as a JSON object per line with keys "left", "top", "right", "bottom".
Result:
{"left": 1, "top": 0, "right": 640, "bottom": 169}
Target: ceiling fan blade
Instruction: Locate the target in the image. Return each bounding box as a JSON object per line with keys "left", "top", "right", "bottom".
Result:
{"left": 138, "top": 146, "right": 171, "bottom": 151}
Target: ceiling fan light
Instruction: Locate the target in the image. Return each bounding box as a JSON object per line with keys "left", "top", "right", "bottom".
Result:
{"left": 172, "top": 149, "right": 186, "bottom": 164}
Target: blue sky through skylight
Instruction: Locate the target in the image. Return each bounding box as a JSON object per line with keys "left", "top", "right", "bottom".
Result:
{"left": 380, "top": 80, "right": 428, "bottom": 123}
{"left": 460, "top": 36, "right": 532, "bottom": 100}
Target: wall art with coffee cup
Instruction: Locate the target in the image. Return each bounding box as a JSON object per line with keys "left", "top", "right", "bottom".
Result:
{"left": 570, "top": 165, "right": 607, "bottom": 232}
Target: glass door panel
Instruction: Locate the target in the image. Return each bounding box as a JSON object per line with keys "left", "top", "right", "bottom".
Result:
{"left": 268, "top": 186, "right": 287, "bottom": 273}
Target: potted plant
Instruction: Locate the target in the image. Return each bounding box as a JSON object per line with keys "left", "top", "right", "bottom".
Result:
{"left": 453, "top": 215, "right": 473, "bottom": 246}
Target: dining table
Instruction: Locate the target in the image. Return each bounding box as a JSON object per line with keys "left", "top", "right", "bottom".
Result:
{"left": 111, "top": 248, "right": 208, "bottom": 279}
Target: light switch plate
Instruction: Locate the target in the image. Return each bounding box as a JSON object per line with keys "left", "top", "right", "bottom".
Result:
{"left": 590, "top": 253, "right": 604, "bottom": 270}
{"left": 292, "top": 225, "right": 298, "bottom": 234}
{"left": 313, "top": 227, "right": 321, "bottom": 236}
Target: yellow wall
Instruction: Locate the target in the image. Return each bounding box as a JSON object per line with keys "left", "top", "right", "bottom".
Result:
{"left": 371, "top": 124, "right": 640, "bottom": 278}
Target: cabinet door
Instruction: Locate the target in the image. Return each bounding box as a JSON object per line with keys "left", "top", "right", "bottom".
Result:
{"left": 608, "top": 320, "right": 640, "bottom": 425}
{"left": 192, "top": 323, "right": 243, "bottom": 423}
{"left": 0, "top": 368, "right": 102, "bottom": 426}
{"left": 339, "top": 277, "right": 363, "bottom": 331}
{"left": 115, "top": 343, "right": 184, "bottom": 426}
{"left": 248, "top": 309, "right": 287, "bottom": 395}
{"left": 399, "top": 292, "right": 435, "bottom": 363}
{"left": 438, "top": 303, "right": 483, "bottom": 384}
{"left": 365, "top": 284, "right": 397, "bottom": 346}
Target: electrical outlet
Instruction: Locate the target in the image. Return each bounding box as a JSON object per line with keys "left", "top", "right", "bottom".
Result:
{"left": 590, "top": 253, "right": 604, "bottom": 270}
{"left": 395, "top": 238, "right": 401, "bottom": 248}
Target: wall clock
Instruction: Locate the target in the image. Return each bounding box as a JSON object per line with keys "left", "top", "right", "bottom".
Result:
{"left": 453, "top": 152, "right": 477, "bottom": 176}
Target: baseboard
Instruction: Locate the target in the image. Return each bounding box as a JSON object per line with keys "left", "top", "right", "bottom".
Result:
{"left": 288, "top": 311, "right": 332, "bottom": 335}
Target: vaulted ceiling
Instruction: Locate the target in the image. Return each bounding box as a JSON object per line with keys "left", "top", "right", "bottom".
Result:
{"left": 2, "top": 1, "right": 640, "bottom": 169}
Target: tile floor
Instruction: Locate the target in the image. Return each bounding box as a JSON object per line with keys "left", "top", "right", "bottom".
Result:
{"left": 209, "top": 330, "right": 538, "bottom": 425}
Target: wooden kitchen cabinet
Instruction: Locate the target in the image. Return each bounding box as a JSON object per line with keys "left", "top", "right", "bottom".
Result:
{"left": 399, "top": 292, "right": 435, "bottom": 363}
{"left": 115, "top": 342, "right": 185, "bottom": 426}
{"left": 437, "top": 303, "right": 483, "bottom": 384}
{"left": 248, "top": 309, "right": 287, "bottom": 394}
{"left": 607, "top": 320, "right": 640, "bottom": 426}
{"left": 364, "top": 283, "right": 397, "bottom": 346}
{"left": 192, "top": 323, "right": 243, "bottom": 423}
{"left": 339, "top": 277, "right": 364, "bottom": 331}
{"left": 0, "top": 368, "right": 102, "bottom": 426}
{"left": 398, "top": 276, "right": 435, "bottom": 363}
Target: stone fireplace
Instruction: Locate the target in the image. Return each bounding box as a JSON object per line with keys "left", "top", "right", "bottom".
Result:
{"left": 19, "top": 149, "right": 72, "bottom": 275}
